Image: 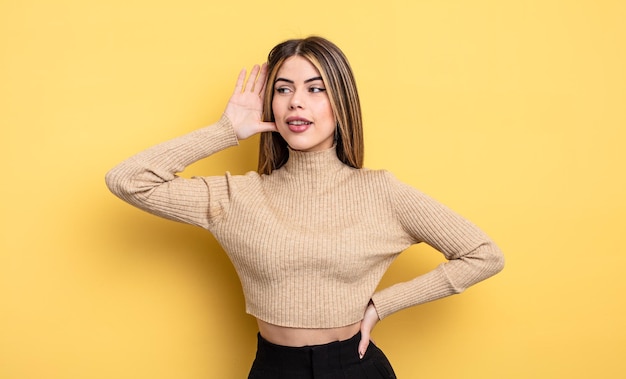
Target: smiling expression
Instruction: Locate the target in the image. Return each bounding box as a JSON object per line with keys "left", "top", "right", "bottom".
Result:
{"left": 271, "top": 56, "right": 336, "bottom": 152}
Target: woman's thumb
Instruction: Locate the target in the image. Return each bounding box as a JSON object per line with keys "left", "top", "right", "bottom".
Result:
{"left": 258, "top": 121, "right": 277, "bottom": 133}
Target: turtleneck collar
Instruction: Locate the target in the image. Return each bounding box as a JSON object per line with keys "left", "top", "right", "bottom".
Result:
{"left": 281, "top": 145, "right": 348, "bottom": 181}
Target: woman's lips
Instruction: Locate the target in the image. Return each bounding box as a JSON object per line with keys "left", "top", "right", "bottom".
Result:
{"left": 286, "top": 117, "right": 312, "bottom": 133}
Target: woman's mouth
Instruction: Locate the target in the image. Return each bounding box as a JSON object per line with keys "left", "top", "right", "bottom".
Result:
{"left": 286, "top": 118, "right": 312, "bottom": 133}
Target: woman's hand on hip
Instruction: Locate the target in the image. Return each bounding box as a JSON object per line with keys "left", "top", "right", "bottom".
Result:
{"left": 358, "top": 301, "right": 380, "bottom": 359}
{"left": 224, "top": 63, "right": 277, "bottom": 140}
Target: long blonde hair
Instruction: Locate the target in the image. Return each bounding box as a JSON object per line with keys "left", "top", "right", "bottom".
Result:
{"left": 258, "top": 36, "right": 364, "bottom": 174}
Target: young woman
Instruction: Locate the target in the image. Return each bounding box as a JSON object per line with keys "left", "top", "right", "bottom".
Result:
{"left": 106, "top": 36, "right": 504, "bottom": 378}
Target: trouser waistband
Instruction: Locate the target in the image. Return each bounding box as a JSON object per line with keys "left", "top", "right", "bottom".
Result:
{"left": 255, "top": 331, "right": 362, "bottom": 372}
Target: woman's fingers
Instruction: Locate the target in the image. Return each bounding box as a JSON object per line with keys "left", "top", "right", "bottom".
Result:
{"left": 232, "top": 63, "right": 268, "bottom": 102}
{"left": 358, "top": 301, "right": 380, "bottom": 359}
{"left": 233, "top": 63, "right": 265, "bottom": 95}
{"left": 233, "top": 68, "right": 247, "bottom": 94}
{"left": 244, "top": 64, "right": 260, "bottom": 92}
{"left": 225, "top": 63, "right": 273, "bottom": 140}
{"left": 358, "top": 330, "right": 371, "bottom": 359}
{"left": 255, "top": 63, "right": 268, "bottom": 96}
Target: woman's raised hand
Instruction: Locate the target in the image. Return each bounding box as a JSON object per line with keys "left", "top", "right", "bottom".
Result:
{"left": 224, "top": 63, "right": 277, "bottom": 140}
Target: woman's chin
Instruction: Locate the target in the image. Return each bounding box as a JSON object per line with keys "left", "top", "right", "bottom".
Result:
{"left": 284, "top": 137, "right": 334, "bottom": 153}
{"left": 283, "top": 138, "right": 313, "bottom": 152}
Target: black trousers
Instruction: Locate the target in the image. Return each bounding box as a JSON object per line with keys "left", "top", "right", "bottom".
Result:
{"left": 248, "top": 332, "right": 397, "bottom": 379}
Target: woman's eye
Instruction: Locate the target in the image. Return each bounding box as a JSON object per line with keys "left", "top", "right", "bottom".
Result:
{"left": 310, "top": 87, "right": 326, "bottom": 93}
{"left": 276, "top": 87, "right": 291, "bottom": 94}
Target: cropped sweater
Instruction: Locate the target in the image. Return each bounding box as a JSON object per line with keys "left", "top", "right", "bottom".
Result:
{"left": 105, "top": 116, "right": 505, "bottom": 328}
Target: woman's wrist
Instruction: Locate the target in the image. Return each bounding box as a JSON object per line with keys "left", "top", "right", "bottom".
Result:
{"left": 367, "top": 299, "right": 380, "bottom": 321}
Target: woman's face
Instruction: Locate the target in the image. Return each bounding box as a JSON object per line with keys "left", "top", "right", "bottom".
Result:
{"left": 272, "top": 56, "right": 336, "bottom": 152}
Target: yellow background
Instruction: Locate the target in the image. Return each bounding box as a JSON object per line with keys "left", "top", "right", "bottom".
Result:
{"left": 1, "top": 0, "right": 624, "bottom": 378}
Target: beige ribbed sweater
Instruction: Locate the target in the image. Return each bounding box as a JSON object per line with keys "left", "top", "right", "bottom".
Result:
{"left": 105, "top": 115, "right": 504, "bottom": 328}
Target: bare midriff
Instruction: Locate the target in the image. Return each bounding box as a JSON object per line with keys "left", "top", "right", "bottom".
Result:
{"left": 257, "top": 319, "right": 361, "bottom": 347}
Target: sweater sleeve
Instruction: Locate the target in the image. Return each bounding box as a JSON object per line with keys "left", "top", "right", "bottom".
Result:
{"left": 104, "top": 115, "right": 239, "bottom": 229}
{"left": 371, "top": 172, "right": 505, "bottom": 319}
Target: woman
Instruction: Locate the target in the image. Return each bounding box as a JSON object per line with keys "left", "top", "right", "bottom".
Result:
{"left": 106, "top": 36, "right": 504, "bottom": 378}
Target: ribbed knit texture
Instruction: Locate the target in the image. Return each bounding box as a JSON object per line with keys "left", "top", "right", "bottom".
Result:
{"left": 106, "top": 115, "right": 505, "bottom": 328}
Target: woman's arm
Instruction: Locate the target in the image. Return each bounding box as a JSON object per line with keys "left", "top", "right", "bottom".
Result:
{"left": 104, "top": 116, "right": 238, "bottom": 228}
{"left": 359, "top": 174, "right": 504, "bottom": 356}
{"left": 371, "top": 173, "right": 505, "bottom": 319}
{"left": 105, "top": 64, "right": 276, "bottom": 228}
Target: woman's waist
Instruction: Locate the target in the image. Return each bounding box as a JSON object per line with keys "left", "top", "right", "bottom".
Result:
{"left": 256, "top": 319, "right": 361, "bottom": 347}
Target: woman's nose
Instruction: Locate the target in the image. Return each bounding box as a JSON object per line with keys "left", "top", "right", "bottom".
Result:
{"left": 289, "top": 92, "right": 304, "bottom": 109}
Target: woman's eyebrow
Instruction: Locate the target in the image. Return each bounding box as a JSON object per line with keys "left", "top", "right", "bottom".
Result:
{"left": 274, "top": 77, "right": 293, "bottom": 84}
{"left": 274, "top": 76, "right": 323, "bottom": 84}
